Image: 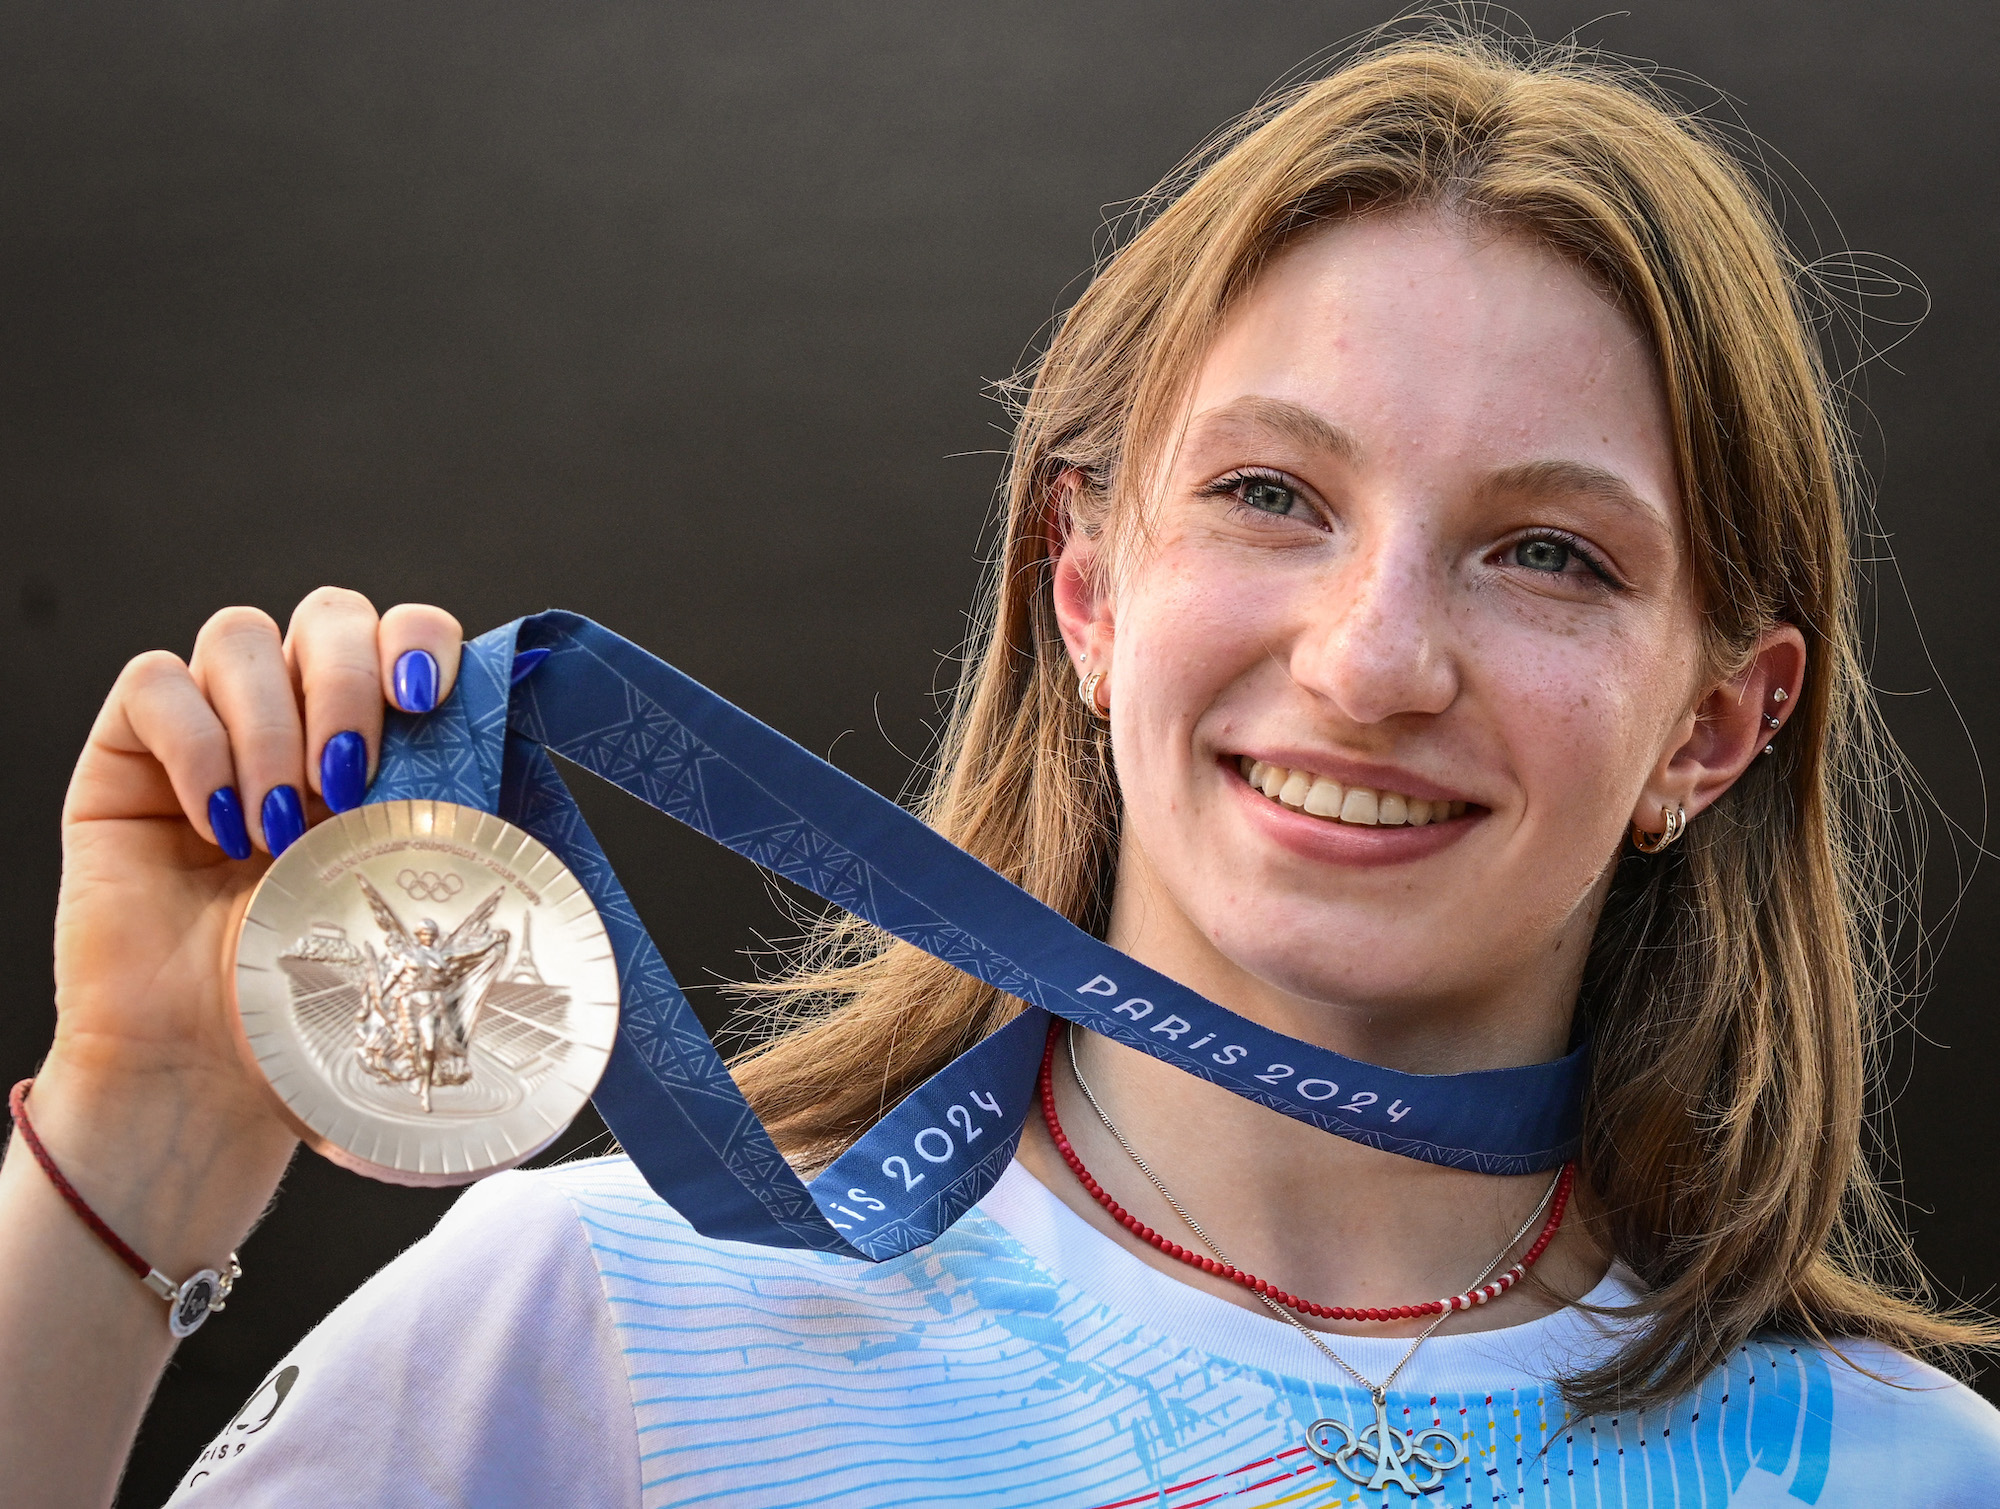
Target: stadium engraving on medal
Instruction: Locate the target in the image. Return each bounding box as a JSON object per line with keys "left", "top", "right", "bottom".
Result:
{"left": 232, "top": 800, "right": 621, "bottom": 1186}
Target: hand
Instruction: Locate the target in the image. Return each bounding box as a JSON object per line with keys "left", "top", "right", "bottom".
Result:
{"left": 0, "top": 587, "right": 462, "bottom": 1509}
{"left": 46, "top": 588, "right": 462, "bottom": 1156}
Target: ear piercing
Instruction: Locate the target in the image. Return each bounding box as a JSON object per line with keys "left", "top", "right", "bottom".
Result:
{"left": 1763, "top": 685, "right": 1788, "bottom": 735}
{"left": 1077, "top": 668, "right": 1108, "bottom": 717}
{"left": 1632, "top": 803, "right": 1687, "bottom": 854}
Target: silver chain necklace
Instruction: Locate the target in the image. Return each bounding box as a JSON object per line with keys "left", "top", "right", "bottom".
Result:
{"left": 1064, "top": 1026, "right": 1566, "bottom": 1495}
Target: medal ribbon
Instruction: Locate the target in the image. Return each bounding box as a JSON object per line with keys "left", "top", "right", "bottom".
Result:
{"left": 367, "top": 612, "right": 1585, "bottom": 1260}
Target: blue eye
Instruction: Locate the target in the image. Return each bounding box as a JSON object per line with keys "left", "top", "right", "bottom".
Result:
{"left": 1514, "top": 537, "right": 1572, "bottom": 573}
{"left": 1241, "top": 478, "right": 1297, "bottom": 515}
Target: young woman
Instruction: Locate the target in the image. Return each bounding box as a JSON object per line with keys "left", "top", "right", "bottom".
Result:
{"left": 5, "top": 31, "right": 1996, "bottom": 1508}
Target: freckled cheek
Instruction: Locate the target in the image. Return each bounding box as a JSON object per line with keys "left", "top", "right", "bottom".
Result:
{"left": 1120, "top": 551, "right": 1299, "bottom": 669}
{"left": 1110, "top": 568, "right": 1288, "bottom": 802}
{"left": 1490, "top": 647, "right": 1651, "bottom": 816}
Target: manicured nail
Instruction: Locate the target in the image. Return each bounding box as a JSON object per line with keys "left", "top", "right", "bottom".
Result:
{"left": 509, "top": 647, "right": 551, "bottom": 687}
{"left": 261, "top": 785, "right": 306, "bottom": 856}
{"left": 207, "top": 787, "right": 252, "bottom": 861}
{"left": 393, "top": 649, "right": 439, "bottom": 713}
{"left": 320, "top": 731, "right": 368, "bottom": 813}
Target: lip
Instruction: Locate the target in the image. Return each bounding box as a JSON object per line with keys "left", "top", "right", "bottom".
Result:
{"left": 1224, "top": 758, "right": 1479, "bottom": 867}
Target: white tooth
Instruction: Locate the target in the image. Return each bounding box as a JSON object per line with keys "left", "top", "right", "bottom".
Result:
{"left": 1405, "top": 798, "right": 1432, "bottom": 826}
{"left": 1339, "top": 788, "right": 1379, "bottom": 825}
{"left": 1277, "top": 770, "right": 1312, "bottom": 809}
{"left": 1303, "top": 777, "right": 1344, "bottom": 817}
{"left": 1258, "top": 765, "right": 1288, "bottom": 799}
{"left": 1377, "top": 792, "right": 1408, "bottom": 826}
{"left": 1448, "top": 800, "right": 1467, "bottom": 818}
{"left": 1241, "top": 756, "right": 1258, "bottom": 780}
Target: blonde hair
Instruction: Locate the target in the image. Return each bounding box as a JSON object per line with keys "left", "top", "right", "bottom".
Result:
{"left": 732, "top": 23, "right": 1990, "bottom": 1413}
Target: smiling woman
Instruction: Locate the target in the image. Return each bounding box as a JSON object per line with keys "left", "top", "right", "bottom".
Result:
{"left": 4, "top": 21, "right": 1996, "bottom": 1509}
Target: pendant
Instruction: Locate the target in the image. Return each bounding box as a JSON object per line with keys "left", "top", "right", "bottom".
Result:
{"left": 1307, "top": 1388, "right": 1464, "bottom": 1495}
{"left": 231, "top": 800, "right": 621, "bottom": 1185}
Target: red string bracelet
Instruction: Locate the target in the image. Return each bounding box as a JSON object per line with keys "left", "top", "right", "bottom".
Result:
{"left": 9, "top": 1078, "right": 239, "bottom": 1338}
{"left": 1036, "top": 1030, "right": 1574, "bottom": 1322}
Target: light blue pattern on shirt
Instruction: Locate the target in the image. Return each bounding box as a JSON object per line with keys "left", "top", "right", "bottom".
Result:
{"left": 556, "top": 1158, "right": 1848, "bottom": 1508}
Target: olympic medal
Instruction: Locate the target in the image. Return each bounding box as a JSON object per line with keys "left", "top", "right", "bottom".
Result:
{"left": 231, "top": 799, "right": 621, "bottom": 1186}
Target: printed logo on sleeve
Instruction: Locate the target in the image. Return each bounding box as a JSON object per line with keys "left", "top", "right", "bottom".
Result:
{"left": 178, "top": 1365, "right": 300, "bottom": 1490}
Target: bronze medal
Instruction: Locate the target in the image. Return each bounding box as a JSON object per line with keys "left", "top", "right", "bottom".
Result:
{"left": 232, "top": 799, "right": 620, "bottom": 1185}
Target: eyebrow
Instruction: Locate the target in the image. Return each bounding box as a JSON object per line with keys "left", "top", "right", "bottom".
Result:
{"left": 1186, "top": 398, "right": 1670, "bottom": 529}
{"left": 1480, "top": 458, "right": 1667, "bottom": 526}
{"left": 1187, "top": 396, "right": 1362, "bottom": 465}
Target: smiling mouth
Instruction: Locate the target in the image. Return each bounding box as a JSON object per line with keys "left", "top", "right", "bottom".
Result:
{"left": 1236, "top": 756, "right": 1468, "bottom": 828}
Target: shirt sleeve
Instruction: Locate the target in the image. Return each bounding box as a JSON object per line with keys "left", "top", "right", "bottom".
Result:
{"left": 164, "top": 1164, "right": 638, "bottom": 1509}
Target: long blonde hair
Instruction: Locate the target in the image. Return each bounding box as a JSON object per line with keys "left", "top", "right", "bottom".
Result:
{"left": 732, "top": 24, "right": 1989, "bottom": 1414}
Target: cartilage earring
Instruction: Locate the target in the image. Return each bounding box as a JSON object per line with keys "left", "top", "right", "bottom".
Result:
{"left": 1077, "top": 668, "right": 1108, "bottom": 717}
{"left": 1772, "top": 687, "right": 1788, "bottom": 703}
{"left": 1764, "top": 713, "right": 1781, "bottom": 728}
{"left": 1631, "top": 803, "right": 1687, "bottom": 854}
{"left": 1763, "top": 743, "right": 1775, "bottom": 756}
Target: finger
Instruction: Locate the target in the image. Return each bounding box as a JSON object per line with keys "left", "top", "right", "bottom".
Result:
{"left": 189, "top": 607, "right": 308, "bottom": 856}
{"left": 284, "top": 587, "right": 383, "bottom": 814}
{"left": 87, "top": 650, "right": 252, "bottom": 858}
{"left": 379, "top": 602, "right": 464, "bottom": 715}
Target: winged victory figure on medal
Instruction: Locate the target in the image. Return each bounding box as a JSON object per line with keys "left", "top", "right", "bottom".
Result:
{"left": 276, "top": 875, "right": 578, "bottom": 1112}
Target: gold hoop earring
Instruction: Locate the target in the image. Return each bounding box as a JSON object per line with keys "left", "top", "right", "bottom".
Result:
{"left": 1631, "top": 803, "right": 1687, "bottom": 854}
{"left": 1077, "top": 669, "right": 1107, "bottom": 717}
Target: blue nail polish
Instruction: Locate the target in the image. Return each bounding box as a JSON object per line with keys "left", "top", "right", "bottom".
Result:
{"left": 509, "top": 647, "right": 551, "bottom": 687}
{"left": 394, "top": 649, "right": 439, "bottom": 714}
{"left": 262, "top": 785, "right": 306, "bottom": 856}
{"left": 321, "top": 731, "right": 368, "bottom": 813}
{"left": 208, "top": 787, "right": 252, "bottom": 861}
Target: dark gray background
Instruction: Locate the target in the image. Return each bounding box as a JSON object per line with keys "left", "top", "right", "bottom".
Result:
{"left": 0, "top": 3, "right": 1991, "bottom": 1501}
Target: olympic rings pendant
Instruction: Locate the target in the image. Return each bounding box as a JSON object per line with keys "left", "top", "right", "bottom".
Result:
{"left": 1307, "top": 1389, "right": 1466, "bottom": 1495}
{"left": 231, "top": 800, "right": 621, "bottom": 1186}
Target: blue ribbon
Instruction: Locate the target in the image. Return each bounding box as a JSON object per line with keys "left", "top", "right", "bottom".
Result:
{"left": 367, "top": 612, "right": 1585, "bottom": 1260}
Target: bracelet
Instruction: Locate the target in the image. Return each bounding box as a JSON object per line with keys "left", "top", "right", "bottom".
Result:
{"left": 8, "top": 1078, "right": 240, "bottom": 1338}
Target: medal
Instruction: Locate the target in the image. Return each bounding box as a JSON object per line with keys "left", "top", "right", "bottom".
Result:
{"left": 231, "top": 798, "right": 620, "bottom": 1185}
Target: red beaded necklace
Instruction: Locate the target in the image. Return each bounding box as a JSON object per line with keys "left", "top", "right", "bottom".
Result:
{"left": 1037, "top": 1026, "right": 1575, "bottom": 1323}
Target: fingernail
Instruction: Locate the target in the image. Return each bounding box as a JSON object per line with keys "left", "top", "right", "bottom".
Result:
{"left": 207, "top": 787, "right": 253, "bottom": 861}
{"left": 320, "top": 731, "right": 368, "bottom": 813}
{"left": 261, "top": 785, "right": 306, "bottom": 856}
{"left": 393, "top": 649, "right": 439, "bottom": 713}
{"left": 509, "top": 647, "right": 551, "bottom": 687}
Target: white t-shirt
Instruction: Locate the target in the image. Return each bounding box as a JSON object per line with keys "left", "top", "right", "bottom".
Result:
{"left": 167, "top": 1155, "right": 2000, "bottom": 1507}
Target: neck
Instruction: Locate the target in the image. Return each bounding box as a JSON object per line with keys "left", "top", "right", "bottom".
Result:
{"left": 1011, "top": 866, "right": 1607, "bottom": 1337}
{"left": 1013, "top": 1028, "right": 1605, "bottom": 1339}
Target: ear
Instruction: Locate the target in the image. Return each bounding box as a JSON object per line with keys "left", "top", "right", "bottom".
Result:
{"left": 1049, "top": 469, "right": 1117, "bottom": 679}
{"left": 1633, "top": 624, "right": 1807, "bottom": 836}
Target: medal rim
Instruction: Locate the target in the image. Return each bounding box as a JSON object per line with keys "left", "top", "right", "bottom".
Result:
{"left": 229, "top": 798, "right": 617, "bottom": 1188}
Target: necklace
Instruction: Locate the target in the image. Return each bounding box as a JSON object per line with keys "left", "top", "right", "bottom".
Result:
{"left": 1039, "top": 1024, "right": 1575, "bottom": 1496}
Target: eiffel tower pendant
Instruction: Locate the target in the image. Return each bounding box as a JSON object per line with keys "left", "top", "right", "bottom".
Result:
{"left": 1306, "top": 1387, "right": 1465, "bottom": 1495}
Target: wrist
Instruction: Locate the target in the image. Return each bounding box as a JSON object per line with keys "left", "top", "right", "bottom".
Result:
{"left": 19, "top": 1045, "right": 296, "bottom": 1281}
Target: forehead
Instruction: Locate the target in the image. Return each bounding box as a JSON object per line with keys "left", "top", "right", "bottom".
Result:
{"left": 1182, "top": 212, "right": 1678, "bottom": 515}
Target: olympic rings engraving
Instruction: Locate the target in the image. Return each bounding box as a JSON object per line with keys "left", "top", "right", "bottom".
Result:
{"left": 395, "top": 869, "right": 465, "bottom": 903}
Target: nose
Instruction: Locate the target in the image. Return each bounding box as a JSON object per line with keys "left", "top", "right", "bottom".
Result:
{"left": 1288, "top": 526, "right": 1457, "bottom": 725}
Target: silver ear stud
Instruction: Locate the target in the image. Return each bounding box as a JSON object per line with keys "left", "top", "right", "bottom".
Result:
{"left": 1763, "top": 743, "right": 1775, "bottom": 756}
{"left": 1764, "top": 714, "right": 1781, "bottom": 728}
